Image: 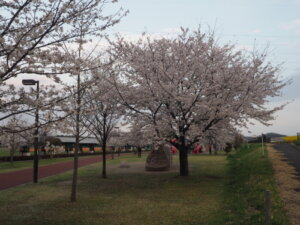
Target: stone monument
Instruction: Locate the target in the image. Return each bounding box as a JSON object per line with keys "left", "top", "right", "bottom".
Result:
{"left": 145, "top": 145, "right": 171, "bottom": 171}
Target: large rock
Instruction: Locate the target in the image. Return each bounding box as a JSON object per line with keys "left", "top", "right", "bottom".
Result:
{"left": 145, "top": 146, "right": 170, "bottom": 171}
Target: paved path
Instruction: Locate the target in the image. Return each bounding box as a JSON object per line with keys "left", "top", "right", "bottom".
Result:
{"left": 274, "top": 143, "right": 300, "bottom": 176}
{"left": 0, "top": 154, "right": 124, "bottom": 191}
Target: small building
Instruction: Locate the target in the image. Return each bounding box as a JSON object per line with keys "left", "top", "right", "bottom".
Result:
{"left": 56, "top": 136, "right": 101, "bottom": 153}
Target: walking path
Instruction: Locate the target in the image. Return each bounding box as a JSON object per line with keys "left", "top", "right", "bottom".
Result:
{"left": 0, "top": 154, "right": 122, "bottom": 191}
{"left": 274, "top": 143, "right": 300, "bottom": 176}
{"left": 271, "top": 143, "right": 300, "bottom": 224}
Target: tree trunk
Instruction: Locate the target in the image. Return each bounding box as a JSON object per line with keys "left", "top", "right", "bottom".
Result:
{"left": 111, "top": 148, "right": 114, "bottom": 160}
{"left": 10, "top": 150, "right": 14, "bottom": 164}
{"left": 71, "top": 73, "right": 81, "bottom": 202}
{"left": 71, "top": 135, "right": 79, "bottom": 202}
{"left": 102, "top": 141, "right": 107, "bottom": 179}
{"left": 137, "top": 147, "right": 141, "bottom": 158}
{"left": 179, "top": 135, "right": 189, "bottom": 176}
{"left": 10, "top": 134, "right": 15, "bottom": 164}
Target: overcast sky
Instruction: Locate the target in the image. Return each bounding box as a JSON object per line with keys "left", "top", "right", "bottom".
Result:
{"left": 107, "top": 0, "right": 300, "bottom": 136}
{"left": 8, "top": 0, "right": 300, "bottom": 136}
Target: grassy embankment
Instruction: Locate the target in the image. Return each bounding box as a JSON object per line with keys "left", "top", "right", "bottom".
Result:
{"left": 294, "top": 139, "right": 300, "bottom": 147}
{"left": 0, "top": 145, "right": 290, "bottom": 225}
{"left": 214, "top": 144, "right": 291, "bottom": 225}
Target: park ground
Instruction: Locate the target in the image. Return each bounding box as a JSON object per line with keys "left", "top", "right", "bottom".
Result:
{"left": 0, "top": 145, "right": 293, "bottom": 225}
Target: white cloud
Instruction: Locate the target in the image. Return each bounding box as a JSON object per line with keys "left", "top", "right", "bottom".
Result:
{"left": 115, "top": 28, "right": 182, "bottom": 43}
{"left": 235, "top": 44, "right": 253, "bottom": 51}
{"left": 281, "top": 19, "right": 300, "bottom": 33}
{"left": 161, "top": 27, "right": 182, "bottom": 34}
{"left": 280, "top": 41, "right": 300, "bottom": 48}
{"left": 252, "top": 29, "right": 261, "bottom": 34}
{"left": 275, "top": 0, "right": 300, "bottom": 4}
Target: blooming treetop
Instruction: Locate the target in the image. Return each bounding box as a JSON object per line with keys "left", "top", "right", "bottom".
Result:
{"left": 108, "top": 28, "right": 286, "bottom": 175}
{"left": 0, "top": 0, "right": 127, "bottom": 133}
{"left": 0, "top": 0, "right": 126, "bottom": 81}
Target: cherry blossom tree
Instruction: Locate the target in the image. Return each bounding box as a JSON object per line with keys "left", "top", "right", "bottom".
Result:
{"left": 199, "top": 119, "right": 238, "bottom": 154}
{"left": 1, "top": 0, "right": 127, "bottom": 201}
{"left": 1, "top": 115, "right": 28, "bottom": 163}
{"left": 122, "top": 121, "right": 155, "bottom": 158}
{"left": 0, "top": 0, "right": 127, "bottom": 132}
{"left": 81, "top": 70, "right": 124, "bottom": 178}
{"left": 56, "top": 4, "right": 127, "bottom": 201}
{"left": 0, "top": 0, "right": 126, "bottom": 81}
{"left": 109, "top": 28, "right": 287, "bottom": 176}
{"left": 0, "top": 82, "right": 72, "bottom": 135}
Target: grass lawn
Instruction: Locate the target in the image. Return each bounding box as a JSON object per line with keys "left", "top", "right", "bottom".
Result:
{"left": 0, "top": 154, "right": 227, "bottom": 225}
{"left": 0, "top": 155, "right": 101, "bottom": 173}
{"left": 0, "top": 151, "right": 23, "bottom": 157}
{"left": 0, "top": 146, "right": 291, "bottom": 225}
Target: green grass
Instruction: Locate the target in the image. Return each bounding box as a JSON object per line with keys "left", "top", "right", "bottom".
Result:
{"left": 294, "top": 139, "right": 300, "bottom": 147}
{"left": 0, "top": 155, "right": 98, "bottom": 173}
{"left": 0, "top": 154, "right": 227, "bottom": 225}
{"left": 0, "top": 150, "right": 24, "bottom": 157}
{"left": 0, "top": 148, "right": 291, "bottom": 225}
{"left": 213, "top": 144, "right": 291, "bottom": 225}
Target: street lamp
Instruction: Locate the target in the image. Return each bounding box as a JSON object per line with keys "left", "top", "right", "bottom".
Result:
{"left": 22, "top": 79, "right": 40, "bottom": 183}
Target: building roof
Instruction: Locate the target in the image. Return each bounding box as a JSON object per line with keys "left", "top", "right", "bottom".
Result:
{"left": 56, "top": 136, "right": 99, "bottom": 145}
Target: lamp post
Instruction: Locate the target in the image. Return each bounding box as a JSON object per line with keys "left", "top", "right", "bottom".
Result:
{"left": 261, "top": 133, "right": 265, "bottom": 157}
{"left": 22, "top": 79, "right": 39, "bottom": 183}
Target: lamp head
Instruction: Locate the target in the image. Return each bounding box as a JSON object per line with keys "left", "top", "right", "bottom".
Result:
{"left": 22, "top": 79, "right": 37, "bottom": 85}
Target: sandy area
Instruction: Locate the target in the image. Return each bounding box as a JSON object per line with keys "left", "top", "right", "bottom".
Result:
{"left": 108, "top": 160, "right": 179, "bottom": 174}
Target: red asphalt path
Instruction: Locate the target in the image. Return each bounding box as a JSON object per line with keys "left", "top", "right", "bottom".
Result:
{"left": 0, "top": 155, "right": 116, "bottom": 191}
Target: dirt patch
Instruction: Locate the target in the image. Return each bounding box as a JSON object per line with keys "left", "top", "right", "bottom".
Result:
{"left": 108, "top": 161, "right": 179, "bottom": 174}
{"left": 268, "top": 144, "right": 300, "bottom": 225}
{"left": 58, "top": 179, "right": 83, "bottom": 185}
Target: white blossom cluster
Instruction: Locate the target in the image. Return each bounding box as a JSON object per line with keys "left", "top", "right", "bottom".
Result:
{"left": 106, "top": 28, "right": 286, "bottom": 174}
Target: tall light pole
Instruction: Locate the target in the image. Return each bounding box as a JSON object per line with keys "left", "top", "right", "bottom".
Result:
{"left": 22, "top": 79, "right": 39, "bottom": 183}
